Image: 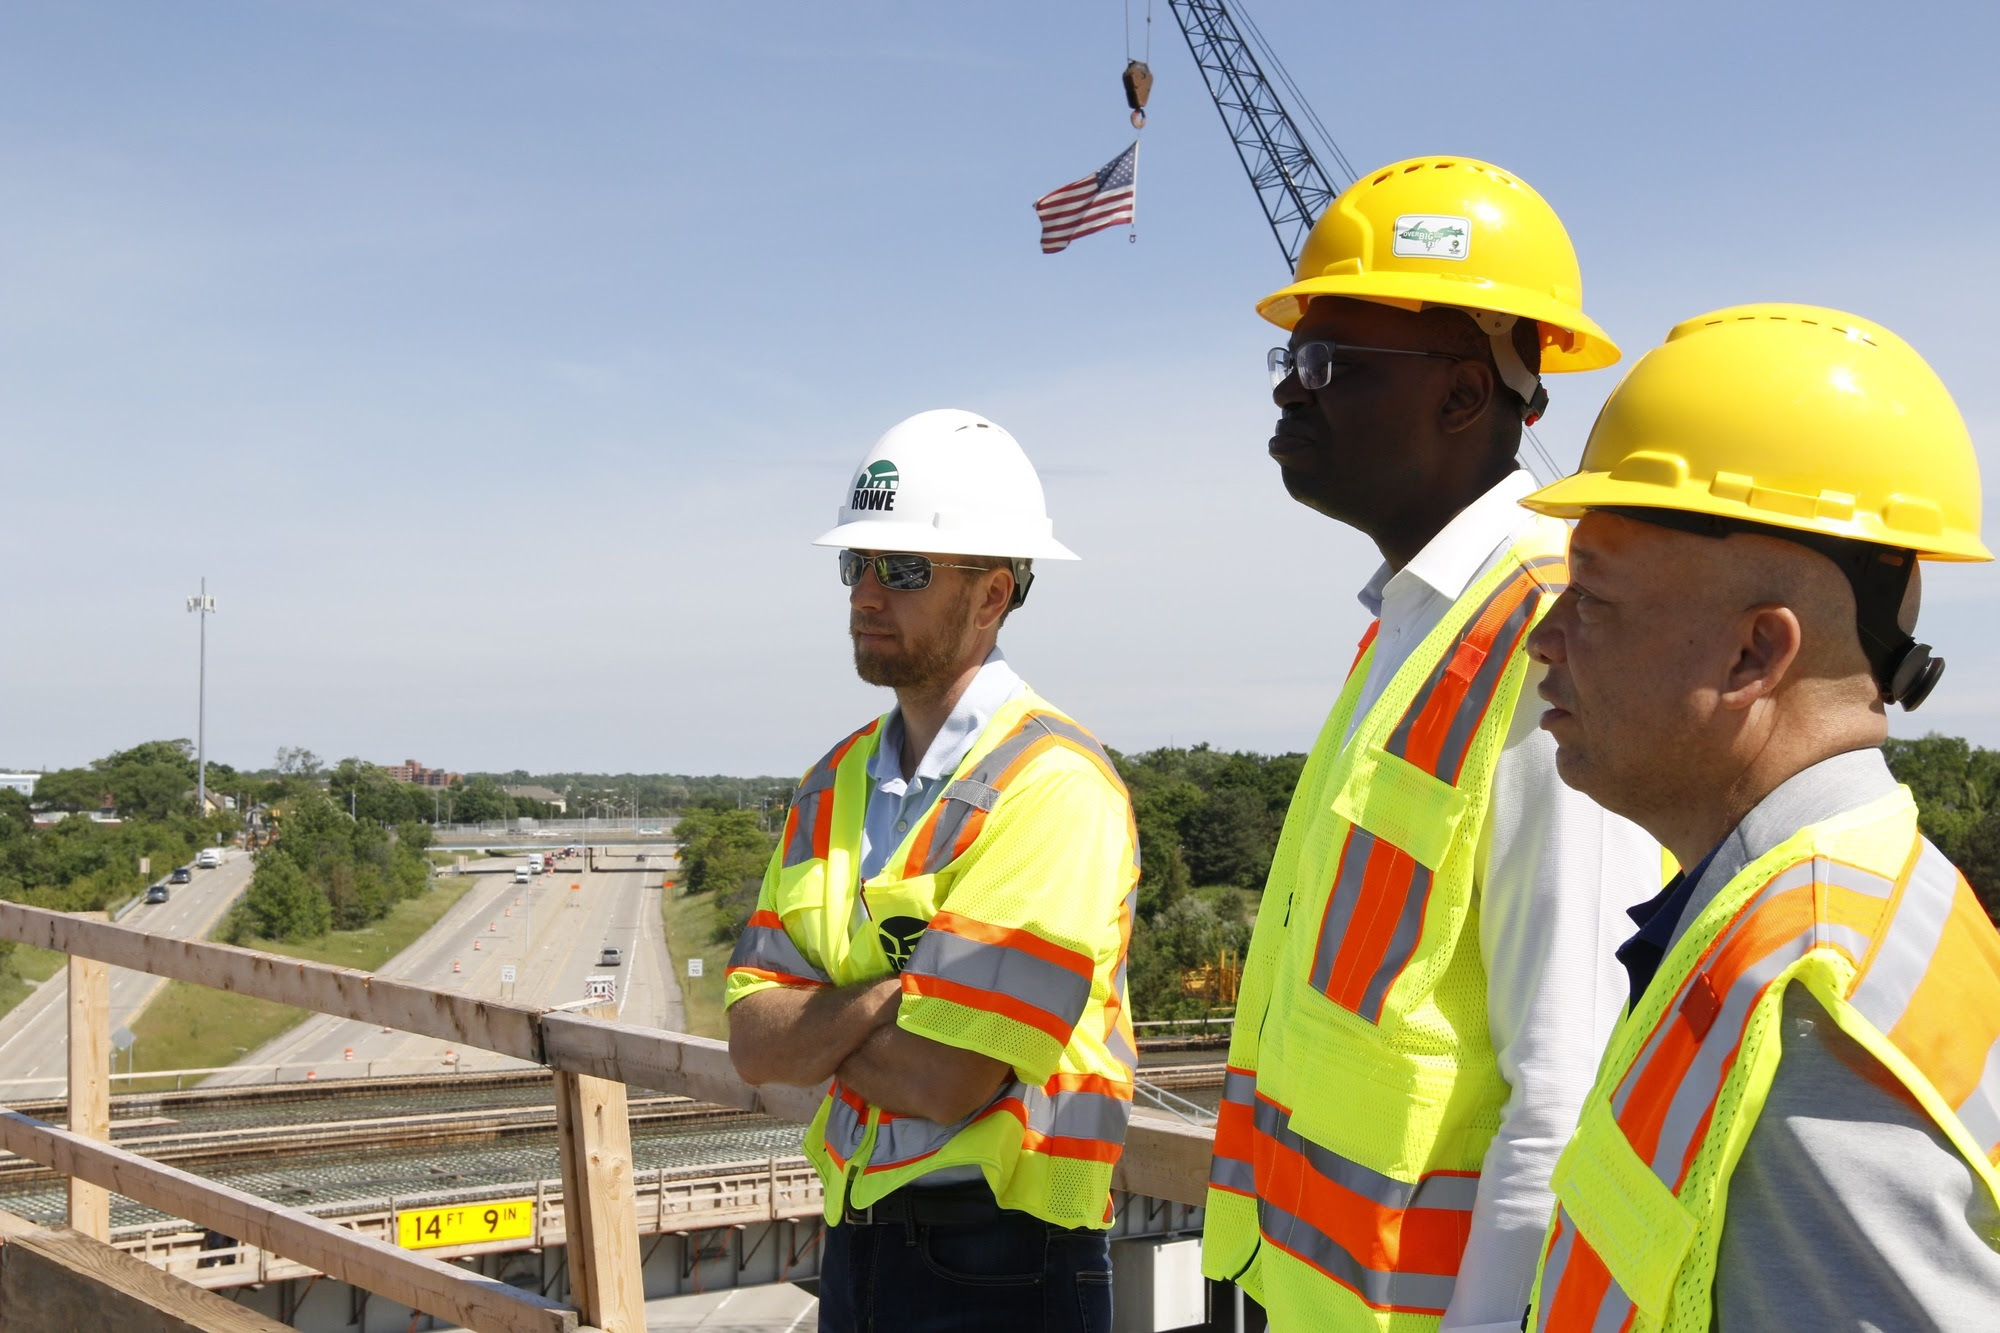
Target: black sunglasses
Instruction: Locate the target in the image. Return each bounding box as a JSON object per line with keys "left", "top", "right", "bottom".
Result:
{"left": 839, "top": 550, "right": 992, "bottom": 592}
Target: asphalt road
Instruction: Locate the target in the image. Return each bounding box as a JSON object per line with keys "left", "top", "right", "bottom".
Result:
{"left": 0, "top": 848, "right": 254, "bottom": 1098}
{"left": 213, "top": 846, "right": 682, "bottom": 1085}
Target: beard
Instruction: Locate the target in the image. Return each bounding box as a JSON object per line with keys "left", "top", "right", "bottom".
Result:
{"left": 851, "top": 584, "right": 977, "bottom": 690}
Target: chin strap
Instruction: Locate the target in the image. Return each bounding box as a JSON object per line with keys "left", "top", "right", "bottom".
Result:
{"left": 1449, "top": 308, "right": 1549, "bottom": 426}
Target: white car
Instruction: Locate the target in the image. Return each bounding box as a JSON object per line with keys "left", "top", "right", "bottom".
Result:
{"left": 514, "top": 866, "right": 532, "bottom": 883}
{"left": 195, "top": 848, "right": 221, "bottom": 870}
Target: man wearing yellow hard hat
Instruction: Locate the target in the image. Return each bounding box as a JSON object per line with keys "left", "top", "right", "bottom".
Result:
{"left": 1517, "top": 306, "right": 2000, "bottom": 1329}
{"left": 1201, "top": 158, "right": 1661, "bottom": 1331}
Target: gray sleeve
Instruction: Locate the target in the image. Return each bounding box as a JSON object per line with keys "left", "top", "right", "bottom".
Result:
{"left": 1716, "top": 986, "right": 2000, "bottom": 1331}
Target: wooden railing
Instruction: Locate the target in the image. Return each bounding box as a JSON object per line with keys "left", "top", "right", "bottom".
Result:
{"left": 0, "top": 901, "right": 1215, "bottom": 1333}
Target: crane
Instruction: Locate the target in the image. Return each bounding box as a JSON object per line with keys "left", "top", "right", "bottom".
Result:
{"left": 1162, "top": 0, "right": 1353, "bottom": 270}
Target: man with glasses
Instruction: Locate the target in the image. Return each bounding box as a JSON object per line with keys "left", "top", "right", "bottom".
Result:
{"left": 1202, "top": 157, "right": 1661, "bottom": 1332}
{"left": 725, "top": 409, "right": 1141, "bottom": 1333}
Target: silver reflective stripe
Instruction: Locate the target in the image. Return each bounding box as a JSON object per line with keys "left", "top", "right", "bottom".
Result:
{"left": 1021, "top": 1083, "right": 1130, "bottom": 1145}
{"left": 905, "top": 930, "right": 1093, "bottom": 1027}
{"left": 1426, "top": 585, "right": 1540, "bottom": 785}
{"left": 942, "top": 778, "right": 1001, "bottom": 811}
{"left": 782, "top": 787, "right": 825, "bottom": 868}
{"left": 870, "top": 1109, "right": 961, "bottom": 1166}
{"left": 1851, "top": 842, "right": 1959, "bottom": 1034}
{"left": 1954, "top": 1032, "right": 2000, "bottom": 1158}
{"left": 1309, "top": 826, "right": 1376, "bottom": 994}
{"left": 1209, "top": 1152, "right": 1256, "bottom": 1193}
{"left": 726, "top": 922, "right": 829, "bottom": 984}
{"left": 1221, "top": 1067, "right": 1256, "bottom": 1107}
{"left": 1251, "top": 1098, "right": 1473, "bottom": 1214}
{"left": 826, "top": 1094, "right": 868, "bottom": 1159}
{"left": 1257, "top": 1196, "right": 1458, "bottom": 1313}
{"left": 1611, "top": 861, "right": 1816, "bottom": 1116}
{"left": 1823, "top": 860, "right": 1897, "bottom": 900}
{"left": 1646, "top": 924, "right": 1816, "bottom": 1179}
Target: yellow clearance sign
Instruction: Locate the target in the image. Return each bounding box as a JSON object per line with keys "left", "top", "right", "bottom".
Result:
{"left": 397, "top": 1198, "right": 535, "bottom": 1249}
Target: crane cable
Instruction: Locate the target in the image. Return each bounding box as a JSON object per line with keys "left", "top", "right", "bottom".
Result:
{"left": 1124, "top": 0, "right": 1153, "bottom": 64}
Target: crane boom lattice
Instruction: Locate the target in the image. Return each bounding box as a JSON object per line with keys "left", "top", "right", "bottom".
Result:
{"left": 1166, "top": 0, "right": 1342, "bottom": 269}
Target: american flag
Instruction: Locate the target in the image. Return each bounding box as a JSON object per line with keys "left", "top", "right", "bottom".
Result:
{"left": 1034, "top": 142, "right": 1138, "bottom": 254}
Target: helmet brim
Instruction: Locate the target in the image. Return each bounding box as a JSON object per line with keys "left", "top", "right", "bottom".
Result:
{"left": 1257, "top": 273, "right": 1622, "bottom": 374}
{"left": 812, "top": 519, "right": 1080, "bottom": 561}
{"left": 1521, "top": 472, "right": 1996, "bottom": 562}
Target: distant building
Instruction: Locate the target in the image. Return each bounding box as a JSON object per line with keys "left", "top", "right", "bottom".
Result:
{"left": 503, "top": 785, "right": 567, "bottom": 813}
{"left": 382, "top": 759, "right": 461, "bottom": 788}
{"left": 0, "top": 773, "right": 38, "bottom": 797}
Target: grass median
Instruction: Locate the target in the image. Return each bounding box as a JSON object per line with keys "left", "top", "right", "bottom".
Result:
{"left": 0, "top": 945, "right": 70, "bottom": 1026}
{"left": 660, "top": 887, "right": 735, "bottom": 1039}
{"left": 127, "top": 876, "right": 477, "bottom": 1089}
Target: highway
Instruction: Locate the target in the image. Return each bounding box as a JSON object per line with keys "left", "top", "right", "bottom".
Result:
{"left": 214, "top": 846, "right": 681, "bottom": 1085}
{"left": 0, "top": 848, "right": 254, "bottom": 1097}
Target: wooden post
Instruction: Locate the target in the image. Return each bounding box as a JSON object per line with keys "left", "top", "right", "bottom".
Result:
{"left": 67, "top": 923, "right": 111, "bottom": 1241}
{"left": 553, "top": 1006, "right": 643, "bottom": 1332}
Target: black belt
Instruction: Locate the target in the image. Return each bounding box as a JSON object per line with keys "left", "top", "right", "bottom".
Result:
{"left": 841, "top": 1181, "right": 1008, "bottom": 1227}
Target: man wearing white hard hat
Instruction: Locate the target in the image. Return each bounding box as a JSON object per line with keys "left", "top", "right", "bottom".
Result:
{"left": 725, "top": 410, "right": 1141, "bottom": 1332}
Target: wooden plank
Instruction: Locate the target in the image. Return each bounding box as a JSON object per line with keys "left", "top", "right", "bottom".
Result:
{"left": 539, "top": 1013, "right": 1215, "bottom": 1206}
{"left": 67, "top": 948, "right": 110, "bottom": 1240}
{"left": 0, "top": 902, "right": 543, "bottom": 1063}
{"left": 538, "top": 1013, "right": 826, "bottom": 1123}
{"left": 0, "top": 1109, "right": 578, "bottom": 1333}
{"left": 1113, "top": 1114, "right": 1213, "bottom": 1207}
{"left": 0, "top": 1219, "right": 291, "bottom": 1332}
{"left": 552, "top": 1008, "right": 645, "bottom": 1333}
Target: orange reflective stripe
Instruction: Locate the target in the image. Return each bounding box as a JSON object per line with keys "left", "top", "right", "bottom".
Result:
{"left": 1320, "top": 836, "right": 1424, "bottom": 1017}
{"left": 1349, "top": 619, "right": 1380, "bottom": 676}
{"left": 783, "top": 720, "right": 878, "bottom": 868}
{"left": 1876, "top": 872, "right": 2000, "bottom": 1154}
{"left": 1246, "top": 1091, "right": 1474, "bottom": 1314}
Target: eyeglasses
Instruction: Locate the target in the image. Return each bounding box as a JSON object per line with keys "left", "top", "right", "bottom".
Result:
{"left": 839, "top": 550, "right": 992, "bottom": 592}
{"left": 1268, "top": 340, "right": 1459, "bottom": 391}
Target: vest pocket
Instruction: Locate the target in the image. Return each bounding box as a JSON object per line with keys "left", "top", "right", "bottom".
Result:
{"left": 1551, "top": 1099, "right": 1696, "bottom": 1323}
{"left": 1278, "top": 1003, "right": 1455, "bottom": 1181}
{"left": 1332, "top": 746, "right": 1468, "bottom": 873}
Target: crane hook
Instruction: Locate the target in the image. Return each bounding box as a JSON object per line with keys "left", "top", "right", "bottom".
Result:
{"left": 1123, "top": 60, "right": 1153, "bottom": 130}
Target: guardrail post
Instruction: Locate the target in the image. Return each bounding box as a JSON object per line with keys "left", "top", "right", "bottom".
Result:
{"left": 67, "top": 916, "right": 111, "bottom": 1240}
{"left": 553, "top": 1006, "right": 643, "bottom": 1332}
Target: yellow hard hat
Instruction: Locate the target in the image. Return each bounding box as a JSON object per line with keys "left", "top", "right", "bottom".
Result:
{"left": 1523, "top": 303, "right": 1990, "bottom": 561}
{"left": 1257, "top": 155, "right": 1619, "bottom": 375}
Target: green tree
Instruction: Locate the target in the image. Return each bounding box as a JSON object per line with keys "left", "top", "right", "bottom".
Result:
{"left": 676, "top": 808, "right": 777, "bottom": 942}
{"left": 449, "top": 779, "right": 514, "bottom": 824}
{"left": 242, "top": 855, "right": 332, "bottom": 940}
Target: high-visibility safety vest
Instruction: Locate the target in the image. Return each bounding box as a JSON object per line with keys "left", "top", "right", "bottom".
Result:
{"left": 1526, "top": 789, "right": 2000, "bottom": 1331}
{"left": 722, "top": 689, "right": 1141, "bottom": 1231}
{"left": 1203, "top": 520, "right": 1571, "bottom": 1328}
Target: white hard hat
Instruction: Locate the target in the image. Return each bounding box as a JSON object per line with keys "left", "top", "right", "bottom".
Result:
{"left": 813, "top": 409, "right": 1079, "bottom": 560}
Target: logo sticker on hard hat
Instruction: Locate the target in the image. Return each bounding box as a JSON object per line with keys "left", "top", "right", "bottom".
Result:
{"left": 850, "top": 459, "right": 900, "bottom": 513}
{"left": 1392, "top": 214, "right": 1471, "bottom": 260}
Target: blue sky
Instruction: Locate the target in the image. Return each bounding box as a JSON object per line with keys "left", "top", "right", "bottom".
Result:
{"left": 4, "top": 1, "right": 1996, "bottom": 777}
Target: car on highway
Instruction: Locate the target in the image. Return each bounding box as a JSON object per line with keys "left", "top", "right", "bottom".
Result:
{"left": 598, "top": 947, "right": 622, "bottom": 967}
{"left": 514, "top": 866, "right": 532, "bottom": 883}
{"left": 169, "top": 866, "right": 192, "bottom": 884}
{"left": 145, "top": 884, "right": 170, "bottom": 904}
{"left": 195, "top": 848, "right": 221, "bottom": 870}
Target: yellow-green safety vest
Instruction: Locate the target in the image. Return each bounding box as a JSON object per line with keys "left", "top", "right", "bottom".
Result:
{"left": 1528, "top": 789, "right": 2000, "bottom": 1331}
{"left": 724, "top": 688, "right": 1141, "bottom": 1230}
{"left": 1204, "top": 520, "right": 1571, "bottom": 1328}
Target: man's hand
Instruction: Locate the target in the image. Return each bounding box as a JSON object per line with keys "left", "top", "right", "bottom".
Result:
{"left": 727, "top": 978, "right": 900, "bottom": 1087}
{"left": 835, "top": 1020, "right": 1011, "bottom": 1124}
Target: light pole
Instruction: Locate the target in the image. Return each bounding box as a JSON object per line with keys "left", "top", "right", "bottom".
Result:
{"left": 185, "top": 580, "right": 217, "bottom": 817}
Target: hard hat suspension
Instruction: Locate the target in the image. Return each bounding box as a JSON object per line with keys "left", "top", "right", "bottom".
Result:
{"left": 1604, "top": 506, "right": 1944, "bottom": 712}
{"left": 1451, "top": 308, "right": 1549, "bottom": 426}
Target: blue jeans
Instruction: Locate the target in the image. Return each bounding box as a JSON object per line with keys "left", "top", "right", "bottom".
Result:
{"left": 818, "top": 1201, "right": 1112, "bottom": 1332}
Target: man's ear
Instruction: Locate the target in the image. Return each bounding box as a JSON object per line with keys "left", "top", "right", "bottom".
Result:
{"left": 1438, "top": 357, "right": 1497, "bottom": 436}
{"left": 1719, "top": 605, "right": 1803, "bottom": 711}
{"left": 973, "top": 568, "right": 1013, "bottom": 632}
